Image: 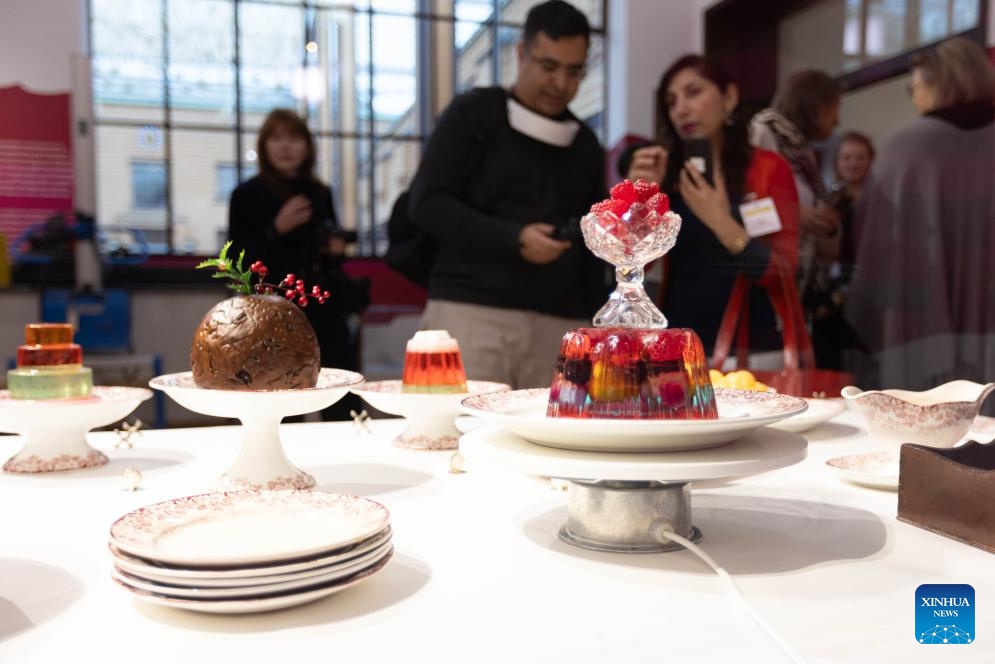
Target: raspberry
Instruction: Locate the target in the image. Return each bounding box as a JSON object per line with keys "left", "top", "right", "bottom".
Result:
{"left": 633, "top": 179, "right": 660, "bottom": 203}
{"left": 644, "top": 332, "right": 686, "bottom": 363}
{"left": 605, "top": 330, "right": 639, "bottom": 362}
{"left": 610, "top": 180, "right": 638, "bottom": 205}
{"left": 609, "top": 198, "right": 630, "bottom": 217}
{"left": 660, "top": 380, "right": 687, "bottom": 408}
{"left": 644, "top": 338, "right": 668, "bottom": 362}
{"left": 589, "top": 199, "right": 614, "bottom": 215}
{"left": 646, "top": 192, "right": 670, "bottom": 215}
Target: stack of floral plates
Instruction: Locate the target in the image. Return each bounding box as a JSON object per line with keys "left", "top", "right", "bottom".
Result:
{"left": 108, "top": 490, "right": 392, "bottom": 613}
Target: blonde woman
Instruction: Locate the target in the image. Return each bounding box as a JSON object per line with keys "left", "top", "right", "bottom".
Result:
{"left": 845, "top": 37, "right": 995, "bottom": 395}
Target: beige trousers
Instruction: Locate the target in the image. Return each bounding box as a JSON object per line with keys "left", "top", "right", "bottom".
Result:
{"left": 421, "top": 299, "right": 587, "bottom": 390}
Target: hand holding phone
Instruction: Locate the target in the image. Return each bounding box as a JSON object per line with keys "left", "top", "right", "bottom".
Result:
{"left": 550, "top": 217, "right": 582, "bottom": 241}
{"left": 684, "top": 138, "right": 713, "bottom": 186}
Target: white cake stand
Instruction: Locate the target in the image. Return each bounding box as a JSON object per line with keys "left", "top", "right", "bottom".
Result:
{"left": 150, "top": 368, "right": 363, "bottom": 491}
{"left": 460, "top": 425, "right": 807, "bottom": 553}
{"left": 351, "top": 380, "right": 509, "bottom": 450}
{"left": 0, "top": 387, "right": 153, "bottom": 473}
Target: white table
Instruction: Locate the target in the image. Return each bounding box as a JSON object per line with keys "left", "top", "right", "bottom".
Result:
{"left": 1, "top": 408, "right": 993, "bottom": 663}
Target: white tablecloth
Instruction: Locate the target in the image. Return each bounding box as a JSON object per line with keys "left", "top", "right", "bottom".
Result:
{"left": 1, "top": 408, "right": 993, "bottom": 663}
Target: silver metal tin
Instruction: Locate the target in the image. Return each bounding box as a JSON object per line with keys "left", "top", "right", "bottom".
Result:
{"left": 559, "top": 479, "right": 702, "bottom": 553}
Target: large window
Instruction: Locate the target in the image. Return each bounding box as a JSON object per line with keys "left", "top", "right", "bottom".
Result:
{"left": 843, "top": 0, "right": 982, "bottom": 71}
{"left": 131, "top": 161, "right": 167, "bottom": 209}
{"left": 89, "top": 0, "right": 606, "bottom": 257}
{"left": 777, "top": 0, "right": 983, "bottom": 87}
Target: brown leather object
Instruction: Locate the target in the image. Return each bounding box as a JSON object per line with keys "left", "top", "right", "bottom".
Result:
{"left": 897, "top": 442, "right": 995, "bottom": 554}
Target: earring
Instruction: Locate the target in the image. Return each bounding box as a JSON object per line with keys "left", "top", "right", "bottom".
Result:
{"left": 724, "top": 108, "right": 735, "bottom": 126}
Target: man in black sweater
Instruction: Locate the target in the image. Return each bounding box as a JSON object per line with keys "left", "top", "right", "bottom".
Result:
{"left": 407, "top": 0, "right": 606, "bottom": 389}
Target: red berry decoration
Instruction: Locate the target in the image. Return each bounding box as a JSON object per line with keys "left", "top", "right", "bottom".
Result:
{"left": 646, "top": 192, "right": 670, "bottom": 215}
{"left": 609, "top": 198, "right": 629, "bottom": 217}
{"left": 609, "top": 180, "right": 638, "bottom": 206}
{"left": 633, "top": 179, "right": 659, "bottom": 203}
{"left": 590, "top": 200, "right": 616, "bottom": 215}
{"left": 196, "top": 242, "right": 331, "bottom": 310}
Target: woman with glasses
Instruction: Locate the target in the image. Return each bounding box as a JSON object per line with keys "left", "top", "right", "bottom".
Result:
{"left": 845, "top": 37, "right": 995, "bottom": 397}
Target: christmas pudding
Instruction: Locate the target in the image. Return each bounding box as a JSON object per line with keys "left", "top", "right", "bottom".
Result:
{"left": 546, "top": 180, "right": 717, "bottom": 420}
{"left": 190, "top": 243, "right": 328, "bottom": 391}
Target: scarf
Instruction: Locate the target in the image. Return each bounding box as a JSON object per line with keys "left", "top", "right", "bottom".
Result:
{"left": 752, "top": 108, "right": 833, "bottom": 205}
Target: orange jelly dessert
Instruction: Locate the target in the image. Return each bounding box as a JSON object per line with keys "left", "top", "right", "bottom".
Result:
{"left": 547, "top": 327, "right": 717, "bottom": 419}
{"left": 7, "top": 323, "right": 92, "bottom": 399}
{"left": 401, "top": 330, "right": 468, "bottom": 394}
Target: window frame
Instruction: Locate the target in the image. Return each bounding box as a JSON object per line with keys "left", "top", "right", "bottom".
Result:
{"left": 87, "top": 0, "right": 608, "bottom": 260}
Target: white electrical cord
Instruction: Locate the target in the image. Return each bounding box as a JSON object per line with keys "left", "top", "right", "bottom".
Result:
{"left": 650, "top": 520, "right": 807, "bottom": 664}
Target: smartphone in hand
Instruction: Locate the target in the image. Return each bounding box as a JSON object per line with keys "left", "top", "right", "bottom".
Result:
{"left": 550, "top": 217, "right": 582, "bottom": 241}
{"left": 684, "top": 138, "right": 713, "bottom": 186}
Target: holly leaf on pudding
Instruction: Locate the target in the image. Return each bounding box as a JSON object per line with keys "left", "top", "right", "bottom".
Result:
{"left": 195, "top": 241, "right": 331, "bottom": 307}
{"left": 196, "top": 241, "right": 253, "bottom": 294}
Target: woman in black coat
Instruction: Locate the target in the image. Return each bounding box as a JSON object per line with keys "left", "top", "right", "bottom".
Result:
{"left": 229, "top": 109, "right": 368, "bottom": 419}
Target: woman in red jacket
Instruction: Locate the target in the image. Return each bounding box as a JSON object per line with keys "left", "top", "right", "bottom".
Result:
{"left": 627, "top": 54, "right": 800, "bottom": 362}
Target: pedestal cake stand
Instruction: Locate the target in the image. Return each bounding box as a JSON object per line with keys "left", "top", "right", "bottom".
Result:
{"left": 0, "top": 387, "right": 153, "bottom": 473}
{"left": 351, "top": 380, "right": 509, "bottom": 450}
{"left": 150, "top": 368, "right": 363, "bottom": 491}
{"left": 460, "top": 425, "right": 807, "bottom": 553}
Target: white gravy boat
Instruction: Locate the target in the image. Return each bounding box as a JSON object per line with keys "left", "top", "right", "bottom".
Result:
{"left": 841, "top": 380, "right": 995, "bottom": 448}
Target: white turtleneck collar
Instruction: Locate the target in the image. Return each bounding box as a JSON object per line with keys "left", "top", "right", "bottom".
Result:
{"left": 506, "top": 96, "right": 580, "bottom": 147}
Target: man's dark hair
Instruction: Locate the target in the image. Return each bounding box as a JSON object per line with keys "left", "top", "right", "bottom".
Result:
{"left": 523, "top": 0, "right": 590, "bottom": 46}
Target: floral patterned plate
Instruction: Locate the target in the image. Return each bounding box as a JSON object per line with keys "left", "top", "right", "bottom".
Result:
{"left": 825, "top": 452, "right": 899, "bottom": 491}
{"left": 109, "top": 490, "right": 389, "bottom": 567}
{"left": 459, "top": 388, "right": 807, "bottom": 453}
{"left": 113, "top": 550, "right": 392, "bottom": 614}
{"left": 109, "top": 527, "right": 392, "bottom": 585}
{"left": 770, "top": 398, "right": 847, "bottom": 433}
{"left": 112, "top": 543, "right": 393, "bottom": 599}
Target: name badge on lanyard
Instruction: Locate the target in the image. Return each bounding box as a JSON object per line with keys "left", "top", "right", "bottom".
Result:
{"left": 738, "top": 196, "right": 782, "bottom": 237}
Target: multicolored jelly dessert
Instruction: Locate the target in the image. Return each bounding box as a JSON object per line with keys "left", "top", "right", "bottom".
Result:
{"left": 401, "top": 330, "right": 468, "bottom": 394}
{"left": 17, "top": 343, "right": 83, "bottom": 367}
{"left": 547, "top": 327, "right": 718, "bottom": 419}
{"left": 7, "top": 323, "right": 92, "bottom": 399}
{"left": 7, "top": 366, "right": 93, "bottom": 399}
{"left": 24, "top": 323, "right": 75, "bottom": 345}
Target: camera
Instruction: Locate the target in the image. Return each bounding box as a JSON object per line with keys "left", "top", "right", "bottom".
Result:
{"left": 328, "top": 229, "right": 358, "bottom": 243}
{"left": 551, "top": 217, "right": 582, "bottom": 241}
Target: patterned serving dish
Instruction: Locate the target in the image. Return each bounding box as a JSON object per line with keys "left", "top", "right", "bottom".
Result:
{"left": 841, "top": 380, "right": 995, "bottom": 448}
